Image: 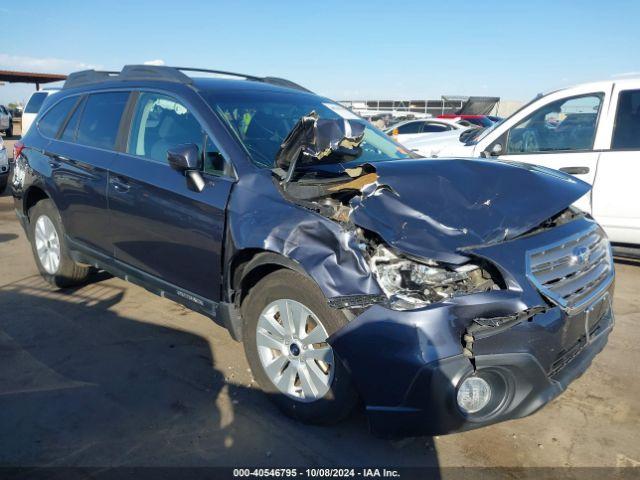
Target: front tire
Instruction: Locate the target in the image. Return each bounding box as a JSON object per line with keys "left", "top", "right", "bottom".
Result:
{"left": 28, "top": 199, "right": 91, "bottom": 288}
{"left": 242, "top": 269, "right": 358, "bottom": 425}
{"left": 0, "top": 175, "right": 6, "bottom": 194}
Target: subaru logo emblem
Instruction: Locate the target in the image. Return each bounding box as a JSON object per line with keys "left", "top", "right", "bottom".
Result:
{"left": 571, "top": 246, "right": 589, "bottom": 265}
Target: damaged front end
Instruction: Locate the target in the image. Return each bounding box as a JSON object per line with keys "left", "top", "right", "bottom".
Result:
{"left": 367, "top": 242, "right": 497, "bottom": 311}
{"left": 264, "top": 113, "right": 615, "bottom": 436}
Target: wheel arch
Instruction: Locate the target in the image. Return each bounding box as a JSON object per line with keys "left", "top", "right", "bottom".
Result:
{"left": 23, "top": 185, "right": 52, "bottom": 219}
{"left": 229, "top": 249, "right": 311, "bottom": 307}
{"left": 218, "top": 248, "right": 319, "bottom": 342}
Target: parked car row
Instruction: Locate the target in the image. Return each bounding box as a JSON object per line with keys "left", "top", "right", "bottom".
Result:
{"left": 0, "top": 105, "right": 13, "bottom": 137}
{"left": 384, "top": 117, "right": 476, "bottom": 143}
{"left": 437, "top": 113, "right": 498, "bottom": 128}
{"left": 11, "top": 65, "right": 615, "bottom": 437}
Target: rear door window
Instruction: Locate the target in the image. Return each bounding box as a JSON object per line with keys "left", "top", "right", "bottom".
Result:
{"left": 77, "top": 92, "right": 129, "bottom": 150}
{"left": 38, "top": 96, "right": 78, "bottom": 138}
{"left": 611, "top": 89, "right": 640, "bottom": 150}
{"left": 24, "top": 92, "right": 49, "bottom": 114}
{"left": 60, "top": 97, "right": 86, "bottom": 142}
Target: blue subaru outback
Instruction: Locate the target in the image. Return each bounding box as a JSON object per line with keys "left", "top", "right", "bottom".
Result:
{"left": 12, "top": 65, "right": 615, "bottom": 436}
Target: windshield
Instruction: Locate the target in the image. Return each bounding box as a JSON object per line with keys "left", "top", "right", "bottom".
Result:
{"left": 202, "top": 89, "right": 413, "bottom": 168}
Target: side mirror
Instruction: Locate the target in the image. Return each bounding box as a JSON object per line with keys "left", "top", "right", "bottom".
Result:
{"left": 167, "top": 143, "right": 205, "bottom": 192}
{"left": 168, "top": 143, "right": 201, "bottom": 171}
{"left": 482, "top": 143, "right": 503, "bottom": 158}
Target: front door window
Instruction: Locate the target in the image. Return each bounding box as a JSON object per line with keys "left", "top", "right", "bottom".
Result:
{"left": 506, "top": 94, "right": 603, "bottom": 154}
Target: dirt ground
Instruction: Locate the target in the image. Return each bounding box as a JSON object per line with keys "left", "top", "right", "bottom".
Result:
{"left": 1, "top": 136, "right": 639, "bottom": 471}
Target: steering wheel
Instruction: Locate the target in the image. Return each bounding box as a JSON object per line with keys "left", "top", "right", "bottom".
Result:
{"left": 522, "top": 129, "right": 540, "bottom": 152}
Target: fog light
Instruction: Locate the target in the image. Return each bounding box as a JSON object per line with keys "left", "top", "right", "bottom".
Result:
{"left": 457, "top": 376, "right": 491, "bottom": 414}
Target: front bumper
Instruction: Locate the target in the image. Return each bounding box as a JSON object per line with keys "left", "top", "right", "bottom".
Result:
{"left": 330, "top": 295, "right": 613, "bottom": 437}
{"left": 328, "top": 217, "right": 615, "bottom": 436}
{"left": 367, "top": 305, "right": 612, "bottom": 437}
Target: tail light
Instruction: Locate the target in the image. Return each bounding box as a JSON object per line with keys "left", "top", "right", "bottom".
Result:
{"left": 13, "top": 141, "right": 24, "bottom": 161}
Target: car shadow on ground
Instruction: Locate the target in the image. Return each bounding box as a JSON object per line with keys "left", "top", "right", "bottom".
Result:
{"left": 0, "top": 233, "right": 18, "bottom": 243}
{"left": 0, "top": 274, "right": 441, "bottom": 472}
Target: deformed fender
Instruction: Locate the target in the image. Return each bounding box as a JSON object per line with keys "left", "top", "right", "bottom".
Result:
{"left": 224, "top": 170, "right": 383, "bottom": 299}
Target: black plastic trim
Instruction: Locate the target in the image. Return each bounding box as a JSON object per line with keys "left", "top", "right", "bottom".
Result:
{"left": 66, "top": 237, "right": 226, "bottom": 325}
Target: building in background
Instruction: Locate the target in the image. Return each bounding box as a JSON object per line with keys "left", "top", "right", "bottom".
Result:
{"left": 340, "top": 96, "right": 524, "bottom": 123}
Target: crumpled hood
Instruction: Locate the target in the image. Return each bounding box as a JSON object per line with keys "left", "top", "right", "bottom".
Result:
{"left": 348, "top": 158, "right": 590, "bottom": 264}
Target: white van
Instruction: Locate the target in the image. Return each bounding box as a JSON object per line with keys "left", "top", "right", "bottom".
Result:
{"left": 404, "top": 79, "right": 640, "bottom": 251}
{"left": 21, "top": 89, "right": 60, "bottom": 136}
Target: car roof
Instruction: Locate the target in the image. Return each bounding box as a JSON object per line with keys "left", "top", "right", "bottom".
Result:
{"left": 539, "top": 78, "right": 640, "bottom": 98}
{"left": 60, "top": 66, "right": 313, "bottom": 97}
{"left": 191, "top": 76, "right": 316, "bottom": 96}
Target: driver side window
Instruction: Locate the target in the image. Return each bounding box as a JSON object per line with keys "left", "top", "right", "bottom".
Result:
{"left": 127, "top": 92, "right": 226, "bottom": 175}
{"left": 506, "top": 94, "right": 603, "bottom": 154}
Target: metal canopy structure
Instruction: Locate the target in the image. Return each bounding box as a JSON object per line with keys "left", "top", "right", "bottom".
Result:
{"left": 0, "top": 70, "right": 67, "bottom": 90}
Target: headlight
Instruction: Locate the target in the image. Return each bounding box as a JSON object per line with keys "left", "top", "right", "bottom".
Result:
{"left": 369, "top": 243, "right": 497, "bottom": 310}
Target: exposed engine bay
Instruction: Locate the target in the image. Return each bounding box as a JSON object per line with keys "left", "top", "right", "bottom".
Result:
{"left": 270, "top": 113, "right": 586, "bottom": 312}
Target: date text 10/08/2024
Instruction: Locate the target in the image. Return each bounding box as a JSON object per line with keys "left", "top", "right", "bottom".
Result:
{"left": 232, "top": 468, "right": 401, "bottom": 478}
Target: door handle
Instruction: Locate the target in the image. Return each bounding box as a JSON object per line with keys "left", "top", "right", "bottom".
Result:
{"left": 110, "top": 177, "right": 130, "bottom": 193}
{"left": 48, "top": 160, "right": 62, "bottom": 169}
{"left": 559, "top": 166, "right": 590, "bottom": 175}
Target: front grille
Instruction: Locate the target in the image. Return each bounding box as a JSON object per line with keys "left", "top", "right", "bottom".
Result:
{"left": 526, "top": 225, "right": 614, "bottom": 313}
{"left": 548, "top": 302, "right": 613, "bottom": 377}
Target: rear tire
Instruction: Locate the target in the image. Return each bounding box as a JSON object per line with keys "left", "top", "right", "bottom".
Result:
{"left": 28, "top": 199, "right": 90, "bottom": 288}
{"left": 242, "top": 269, "right": 358, "bottom": 425}
{"left": 0, "top": 175, "right": 7, "bottom": 194}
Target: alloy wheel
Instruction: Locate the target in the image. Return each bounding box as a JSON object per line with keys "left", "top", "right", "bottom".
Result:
{"left": 256, "top": 299, "right": 334, "bottom": 402}
{"left": 34, "top": 215, "right": 61, "bottom": 274}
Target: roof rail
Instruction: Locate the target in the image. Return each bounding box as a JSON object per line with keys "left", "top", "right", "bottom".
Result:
{"left": 262, "top": 76, "right": 313, "bottom": 93}
{"left": 63, "top": 70, "right": 119, "bottom": 89}
{"left": 173, "top": 67, "right": 312, "bottom": 92}
{"left": 62, "top": 64, "right": 312, "bottom": 93}
{"left": 173, "top": 66, "right": 263, "bottom": 81}
{"left": 120, "top": 65, "right": 193, "bottom": 84}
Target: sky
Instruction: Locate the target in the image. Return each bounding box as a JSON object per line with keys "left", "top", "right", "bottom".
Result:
{"left": 1, "top": 0, "right": 639, "bottom": 105}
